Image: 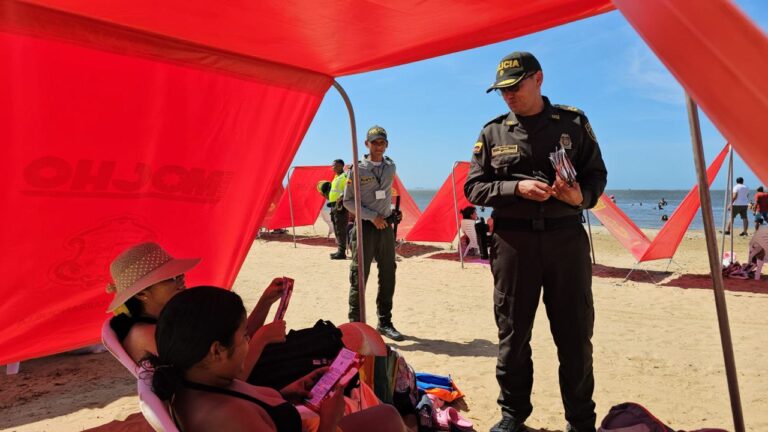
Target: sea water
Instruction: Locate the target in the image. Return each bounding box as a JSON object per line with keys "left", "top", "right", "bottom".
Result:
{"left": 409, "top": 189, "right": 740, "bottom": 230}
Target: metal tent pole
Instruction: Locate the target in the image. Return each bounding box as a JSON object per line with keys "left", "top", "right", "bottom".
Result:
{"left": 729, "top": 147, "right": 735, "bottom": 262}
{"left": 585, "top": 210, "right": 596, "bottom": 264}
{"left": 332, "top": 81, "right": 367, "bottom": 324}
{"left": 286, "top": 167, "right": 297, "bottom": 248}
{"left": 686, "top": 95, "right": 745, "bottom": 432}
{"left": 450, "top": 161, "right": 464, "bottom": 269}
{"left": 720, "top": 145, "right": 733, "bottom": 263}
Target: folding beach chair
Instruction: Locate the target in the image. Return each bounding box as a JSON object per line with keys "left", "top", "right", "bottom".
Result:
{"left": 748, "top": 229, "right": 768, "bottom": 280}
{"left": 460, "top": 219, "right": 480, "bottom": 258}
{"left": 138, "top": 372, "right": 180, "bottom": 432}
{"left": 101, "top": 319, "right": 140, "bottom": 378}
{"left": 319, "top": 209, "right": 334, "bottom": 238}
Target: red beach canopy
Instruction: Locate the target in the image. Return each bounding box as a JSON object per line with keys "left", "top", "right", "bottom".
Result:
{"left": 1, "top": 0, "right": 766, "bottom": 366}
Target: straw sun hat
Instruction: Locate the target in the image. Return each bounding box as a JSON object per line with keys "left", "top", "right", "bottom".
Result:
{"left": 106, "top": 242, "right": 200, "bottom": 312}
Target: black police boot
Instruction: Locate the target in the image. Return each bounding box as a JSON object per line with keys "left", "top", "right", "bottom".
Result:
{"left": 377, "top": 322, "right": 404, "bottom": 341}
{"left": 329, "top": 251, "right": 346, "bottom": 260}
{"left": 489, "top": 416, "right": 526, "bottom": 432}
{"left": 565, "top": 423, "right": 595, "bottom": 432}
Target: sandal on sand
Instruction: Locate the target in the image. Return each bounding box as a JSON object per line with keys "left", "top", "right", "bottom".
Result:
{"left": 435, "top": 407, "right": 473, "bottom": 431}
{"left": 427, "top": 393, "right": 445, "bottom": 409}
{"left": 416, "top": 395, "right": 435, "bottom": 430}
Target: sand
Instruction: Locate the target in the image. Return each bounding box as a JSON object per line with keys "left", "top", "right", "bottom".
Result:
{"left": 1, "top": 225, "right": 766, "bottom": 432}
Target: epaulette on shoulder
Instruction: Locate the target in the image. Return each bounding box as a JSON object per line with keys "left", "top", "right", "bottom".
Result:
{"left": 554, "top": 104, "right": 584, "bottom": 116}
{"left": 484, "top": 113, "right": 508, "bottom": 128}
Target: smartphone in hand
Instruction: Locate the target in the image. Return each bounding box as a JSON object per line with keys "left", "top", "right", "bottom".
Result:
{"left": 305, "top": 348, "right": 361, "bottom": 411}
{"left": 273, "top": 277, "right": 294, "bottom": 321}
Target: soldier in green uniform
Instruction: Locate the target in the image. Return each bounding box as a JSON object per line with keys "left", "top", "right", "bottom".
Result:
{"left": 343, "top": 125, "right": 404, "bottom": 341}
{"left": 465, "top": 52, "right": 607, "bottom": 432}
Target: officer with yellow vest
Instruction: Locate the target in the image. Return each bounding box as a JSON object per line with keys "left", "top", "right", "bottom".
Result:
{"left": 329, "top": 159, "right": 349, "bottom": 260}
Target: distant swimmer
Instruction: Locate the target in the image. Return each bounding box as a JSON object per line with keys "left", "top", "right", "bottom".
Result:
{"left": 610, "top": 194, "right": 616, "bottom": 203}
{"left": 661, "top": 214, "right": 669, "bottom": 222}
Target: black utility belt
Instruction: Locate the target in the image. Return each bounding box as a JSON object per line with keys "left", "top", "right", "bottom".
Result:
{"left": 493, "top": 215, "right": 582, "bottom": 232}
{"left": 362, "top": 215, "right": 396, "bottom": 226}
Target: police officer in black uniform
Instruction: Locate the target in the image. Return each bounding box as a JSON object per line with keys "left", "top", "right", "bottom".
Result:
{"left": 465, "top": 52, "right": 607, "bottom": 432}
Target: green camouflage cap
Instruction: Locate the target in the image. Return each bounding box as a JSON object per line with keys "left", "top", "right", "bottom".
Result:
{"left": 486, "top": 51, "right": 541, "bottom": 93}
{"left": 366, "top": 125, "right": 388, "bottom": 142}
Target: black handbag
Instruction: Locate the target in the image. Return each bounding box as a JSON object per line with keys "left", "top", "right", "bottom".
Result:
{"left": 247, "top": 320, "right": 344, "bottom": 390}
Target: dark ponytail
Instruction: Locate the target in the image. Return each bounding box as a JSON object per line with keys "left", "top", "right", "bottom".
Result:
{"left": 143, "top": 286, "right": 246, "bottom": 401}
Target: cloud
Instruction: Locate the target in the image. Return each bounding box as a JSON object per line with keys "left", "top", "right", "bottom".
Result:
{"left": 624, "top": 44, "right": 685, "bottom": 105}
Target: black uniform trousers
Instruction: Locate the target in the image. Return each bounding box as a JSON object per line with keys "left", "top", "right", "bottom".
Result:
{"left": 330, "top": 205, "right": 349, "bottom": 254}
{"left": 348, "top": 220, "right": 396, "bottom": 324}
{"left": 491, "top": 223, "right": 596, "bottom": 430}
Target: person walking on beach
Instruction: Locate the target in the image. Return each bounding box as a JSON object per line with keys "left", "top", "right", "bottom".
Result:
{"left": 753, "top": 186, "right": 768, "bottom": 230}
{"left": 465, "top": 51, "right": 607, "bottom": 432}
{"left": 726, "top": 177, "right": 750, "bottom": 236}
{"left": 344, "top": 125, "right": 404, "bottom": 341}
{"left": 329, "top": 159, "right": 349, "bottom": 260}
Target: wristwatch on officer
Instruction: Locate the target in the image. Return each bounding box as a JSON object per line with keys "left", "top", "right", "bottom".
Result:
{"left": 573, "top": 200, "right": 584, "bottom": 211}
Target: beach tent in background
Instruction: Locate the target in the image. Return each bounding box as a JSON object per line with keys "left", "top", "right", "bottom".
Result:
{"left": 264, "top": 166, "right": 420, "bottom": 240}
{"left": 260, "top": 183, "right": 284, "bottom": 230}
{"left": 407, "top": 162, "right": 471, "bottom": 244}
{"left": 391, "top": 176, "right": 422, "bottom": 240}
{"left": 2, "top": 2, "right": 765, "bottom": 428}
{"left": 265, "top": 166, "right": 335, "bottom": 231}
{"left": 591, "top": 143, "right": 729, "bottom": 272}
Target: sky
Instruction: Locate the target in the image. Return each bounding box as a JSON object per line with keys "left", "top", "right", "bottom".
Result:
{"left": 292, "top": 1, "right": 767, "bottom": 191}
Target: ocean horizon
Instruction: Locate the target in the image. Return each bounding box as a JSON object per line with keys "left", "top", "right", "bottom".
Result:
{"left": 409, "top": 189, "right": 742, "bottom": 230}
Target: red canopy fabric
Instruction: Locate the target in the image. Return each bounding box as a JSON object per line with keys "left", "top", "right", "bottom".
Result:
{"left": 639, "top": 144, "right": 729, "bottom": 261}
{"left": 391, "top": 176, "right": 422, "bottom": 240}
{"left": 0, "top": 31, "right": 329, "bottom": 365}
{"left": 2, "top": 0, "right": 766, "bottom": 366}
{"left": 266, "top": 166, "right": 334, "bottom": 230}
{"left": 614, "top": 0, "right": 768, "bottom": 186}
{"left": 589, "top": 196, "right": 651, "bottom": 262}
{"left": 590, "top": 144, "right": 728, "bottom": 262}
{"left": 406, "top": 163, "right": 471, "bottom": 243}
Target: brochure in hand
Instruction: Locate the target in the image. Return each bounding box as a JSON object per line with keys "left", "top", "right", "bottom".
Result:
{"left": 304, "top": 347, "right": 362, "bottom": 412}
{"left": 549, "top": 144, "right": 577, "bottom": 186}
{"left": 273, "top": 277, "right": 294, "bottom": 321}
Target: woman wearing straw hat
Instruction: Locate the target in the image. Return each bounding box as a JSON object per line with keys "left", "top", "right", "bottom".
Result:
{"left": 107, "top": 242, "right": 288, "bottom": 372}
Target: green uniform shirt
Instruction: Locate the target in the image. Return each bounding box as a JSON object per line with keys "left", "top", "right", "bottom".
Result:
{"left": 464, "top": 96, "right": 607, "bottom": 219}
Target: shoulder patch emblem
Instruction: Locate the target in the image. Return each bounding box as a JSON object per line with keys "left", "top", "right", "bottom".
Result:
{"left": 559, "top": 133, "right": 572, "bottom": 150}
{"left": 585, "top": 122, "right": 598, "bottom": 142}
{"left": 473, "top": 142, "right": 483, "bottom": 154}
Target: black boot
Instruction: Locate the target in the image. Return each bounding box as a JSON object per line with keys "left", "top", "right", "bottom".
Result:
{"left": 330, "top": 251, "right": 346, "bottom": 260}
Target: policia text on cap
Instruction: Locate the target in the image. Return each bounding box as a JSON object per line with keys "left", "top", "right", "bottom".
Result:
{"left": 465, "top": 52, "right": 607, "bottom": 432}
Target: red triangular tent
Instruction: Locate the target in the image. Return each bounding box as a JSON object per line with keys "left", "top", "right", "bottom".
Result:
{"left": 406, "top": 162, "right": 471, "bottom": 243}
{"left": 266, "top": 166, "right": 335, "bottom": 230}
{"left": 1, "top": 0, "right": 766, "bottom": 372}
{"left": 590, "top": 143, "right": 729, "bottom": 262}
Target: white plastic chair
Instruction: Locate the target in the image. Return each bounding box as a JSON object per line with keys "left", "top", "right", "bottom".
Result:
{"left": 101, "top": 319, "right": 140, "bottom": 378}
{"left": 460, "top": 219, "right": 480, "bottom": 258}
{"left": 748, "top": 229, "right": 768, "bottom": 280}
{"left": 138, "top": 372, "right": 180, "bottom": 432}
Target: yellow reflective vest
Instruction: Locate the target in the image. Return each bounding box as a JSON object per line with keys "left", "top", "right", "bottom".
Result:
{"left": 328, "top": 172, "right": 348, "bottom": 202}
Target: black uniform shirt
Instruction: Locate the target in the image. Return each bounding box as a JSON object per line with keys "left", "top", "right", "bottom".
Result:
{"left": 464, "top": 96, "right": 607, "bottom": 219}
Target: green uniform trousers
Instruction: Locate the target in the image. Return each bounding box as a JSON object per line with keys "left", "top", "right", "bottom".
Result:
{"left": 330, "top": 205, "right": 348, "bottom": 254}
{"left": 491, "top": 223, "right": 596, "bottom": 431}
{"left": 348, "top": 220, "right": 396, "bottom": 324}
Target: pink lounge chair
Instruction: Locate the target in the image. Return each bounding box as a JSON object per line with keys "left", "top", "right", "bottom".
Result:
{"left": 138, "top": 372, "right": 180, "bottom": 432}
{"left": 101, "top": 319, "right": 140, "bottom": 378}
